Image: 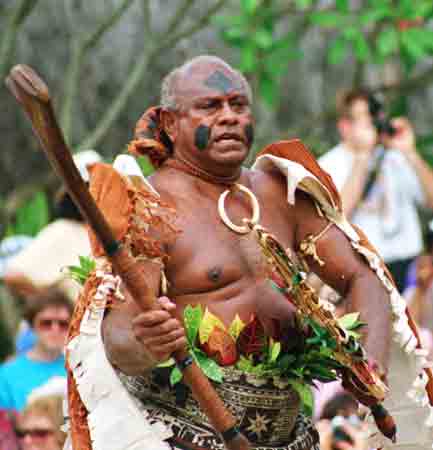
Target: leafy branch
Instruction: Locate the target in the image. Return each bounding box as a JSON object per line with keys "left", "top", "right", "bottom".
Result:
{"left": 60, "top": 0, "right": 136, "bottom": 144}
{"left": 0, "top": 0, "right": 39, "bottom": 81}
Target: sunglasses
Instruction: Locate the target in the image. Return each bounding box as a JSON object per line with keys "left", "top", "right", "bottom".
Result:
{"left": 16, "top": 428, "right": 55, "bottom": 439}
{"left": 35, "top": 318, "right": 69, "bottom": 331}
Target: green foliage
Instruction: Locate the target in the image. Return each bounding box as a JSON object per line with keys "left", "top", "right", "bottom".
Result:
{"left": 170, "top": 305, "right": 223, "bottom": 385}
{"left": 6, "top": 191, "right": 50, "bottom": 238}
{"left": 66, "top": 255, "right": 96, "bottom": 285}
{"left": 215, "top": 2, "right": 300, "bottom": 107}
{"left": 215, "top": 0, "right": 433, "bottom": 107}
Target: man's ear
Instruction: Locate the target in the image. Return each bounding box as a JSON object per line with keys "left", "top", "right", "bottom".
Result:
{"left": 160, "top": 109, "right": 178, "bottom": 143}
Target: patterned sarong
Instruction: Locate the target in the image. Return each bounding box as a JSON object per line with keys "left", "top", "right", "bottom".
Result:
{"left": 119, "top": 367, "right": 320, "bottom": 450}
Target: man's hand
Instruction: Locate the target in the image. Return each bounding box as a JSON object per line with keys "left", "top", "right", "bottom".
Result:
{"left": 132, "top": 296, "right": 187, "bottom": 365}
{"left": 382, "top": 117, "right": 416, "bottom": 154}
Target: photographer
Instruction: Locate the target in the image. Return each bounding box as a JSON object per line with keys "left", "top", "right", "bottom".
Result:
{"left": 316, "top": 392, "right": 369, "bottom": 450}
{"left": 319, "top": 90, "right": 433, "bottom": 292}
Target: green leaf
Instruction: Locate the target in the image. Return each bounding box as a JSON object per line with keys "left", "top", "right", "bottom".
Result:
{"left": 66, "top": 255, "right": 96, "bottom": 285}
{"left": 336, "top": 0, "right": 349, "bottom": 13}
{"left": 157, "top": 358, "right": 175, "bottom": 368}
{"left": 328, "top": 36, "right": 348, "bottom": 65}
{"left": 253, "top": 29, "right": 273, "bottom": 49}
{"left": 259, "top": 75, "right": 278, "bottom": 107}
{"left": 240, "top": 43, "right": 257, "bottom": 72}
{"left": 376, "top": 27, "right": 399, "bottom": 57}
{"left": 352, "top": 31, "right": 370, "bottom": 61}
{"left": 183, "top": 305, "right": 203, "bottom": 347}
{"left": 294, "top": 0, "right": 312, "bottom": 8}
{"left": 193, "top": 350, "right": 223, "bottom": 383}
{"left": 337, "top": 312, "right": 360, "bottom": 330}
{"left": 170, "top": 366, "right": 183, "bottom": 386}
{"left": 277, "top": 354, "right": 296, "bottom": 371}
{"left": 288, "top": 380, "right": 314, "bottom": 417}
{"left": 79, "top": 255, "right": 96, "bottom": 273}
{"left": 400, "top": 29, "right": 428, "bottom": 60}
{"left": 241, "top": 0, "right": 258, "bottom": 15}
{"left": 359, "top": 7, "right": 391, "bottom": 25}
{"left": 11, "top": 191, "right": 50, "bottom": 237}
{"left": 268, "top": 340, "right": 281, "bottom": 364}
{"left": 310, "top": 12, "right": 345, "bottom": 28}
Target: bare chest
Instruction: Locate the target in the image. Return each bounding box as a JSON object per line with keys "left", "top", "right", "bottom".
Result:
{"left": 164, "top": 188, "right": 294, "bottom": 298}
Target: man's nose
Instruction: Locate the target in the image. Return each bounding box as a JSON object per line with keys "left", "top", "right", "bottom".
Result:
{"left": 217, "top": 102, "right": 239, "bottom": 125}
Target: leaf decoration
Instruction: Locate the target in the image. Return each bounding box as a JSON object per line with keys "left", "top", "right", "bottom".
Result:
{"left": 157, "top": 358, "right": 175, "bottom": 368}
{"left": 201, "top": 327, "right": 238, "bottom": 366}
{"left": 237, "top": 317, "right": 267, "bottom": 357}
{"left": 228, "top": 314, "right": 246, "bottom": 340}
{"left": 170, "top": 366, "right": 183, "bottom": 386}
{"left": 193, "top": 349, "right": 223, "bottom": 383}
{"left": 268, "top": 339, "right": 281, "bottom": 364}
{"left": 288, "top": 380, "right": 314, "bottom": 417}
{"left": 184, "top": 304, "right": 203, "bottom": 347}
{"left": 66, "top": 255, "right": 96, "bottom": 285}
{"left": 199, "top": 308, "right": 226, "bottom": 344}
{"left": 337, "top": 312, "right": 360, "bottom": 329}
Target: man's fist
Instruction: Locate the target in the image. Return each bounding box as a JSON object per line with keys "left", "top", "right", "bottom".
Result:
{"left": 132, "top": 296, "right": 187, "bottom": 365}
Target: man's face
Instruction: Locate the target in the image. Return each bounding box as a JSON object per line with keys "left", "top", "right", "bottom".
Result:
{"left": 33, "top": 306, "right": 70, "bottom": 354}
{"left": 171, "top": 63, "right": 254, "bottom": 171}
{"left": 342, "top": 99, "right": 378, "bottom": 151}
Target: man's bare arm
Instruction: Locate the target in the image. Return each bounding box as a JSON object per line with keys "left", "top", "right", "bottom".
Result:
{"left": 102, "top": 296, "right": 186, "bottom": 376}
{"left": 293, "top": 191, "right": 392, "bottom": 372}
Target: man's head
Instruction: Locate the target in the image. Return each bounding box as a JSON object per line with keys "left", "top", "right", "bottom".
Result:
{"left": 160, "top": 56, "right": 254, "bottom": 175}
{"left": 336, "top": 89, "right": 378, "bottom": 153}
{"left": 24, "top": 287, "right": 73, "bottom": 355}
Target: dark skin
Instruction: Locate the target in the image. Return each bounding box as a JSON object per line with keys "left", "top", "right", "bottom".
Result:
{"left": 102, "top": 60, "right": 391, "bottom": 381}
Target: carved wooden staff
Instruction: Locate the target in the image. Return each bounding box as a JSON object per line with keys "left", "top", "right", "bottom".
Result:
{"left": 5, "top": 64, "right": 250, "bottom": 450}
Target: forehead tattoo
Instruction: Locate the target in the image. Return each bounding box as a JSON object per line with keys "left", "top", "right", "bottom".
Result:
{"left": 204, "top": 70, "right": 242, "bottom": 94}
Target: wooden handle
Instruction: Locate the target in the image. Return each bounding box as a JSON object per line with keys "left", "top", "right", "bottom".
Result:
{"left": 6, "top": 64, "right": 251, "bottom": 450}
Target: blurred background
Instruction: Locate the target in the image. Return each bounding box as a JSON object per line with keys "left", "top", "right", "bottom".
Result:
{"left": 1, "top": 0, "right": 433, "bottom": 361}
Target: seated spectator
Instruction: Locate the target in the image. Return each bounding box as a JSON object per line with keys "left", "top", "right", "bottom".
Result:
{"left": 15, "top": 394, "right": 66, "bottom": 450}
{"left": 0, "top": 287, "right": 72, "bottom": 412}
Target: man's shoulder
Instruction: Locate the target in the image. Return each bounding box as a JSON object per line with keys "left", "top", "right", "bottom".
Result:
{"left": 248, "top": 166, "right": 287, "bottom": 199}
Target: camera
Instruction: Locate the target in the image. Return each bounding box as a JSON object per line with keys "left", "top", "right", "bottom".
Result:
{"left": 367, "top": 94, "right": 396, "bottom": 136}
{"left": 331, "top": 415, "right": 362, "bottom": 449}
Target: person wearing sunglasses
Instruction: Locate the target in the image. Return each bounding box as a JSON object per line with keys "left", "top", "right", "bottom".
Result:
{"left": 16, "top": 394, "right": 66, "bottom": 450}
{"left": 0, "top": 287, "right": 73, "bottom": 412}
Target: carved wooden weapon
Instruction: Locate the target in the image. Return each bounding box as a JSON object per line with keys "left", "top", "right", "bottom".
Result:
{"left": 5, "top": 64, "right": 250, "bottom": 450}
{"left": 250, "top": 223, "right": 396, "bottom": 441}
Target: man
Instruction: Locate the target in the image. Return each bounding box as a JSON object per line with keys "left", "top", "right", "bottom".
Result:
{"left": 0, "top": 287, "right": 72, "bottom": 411}
{"left": 319, "top": 90, "right": 433, "bottom": 292}
{"left": 66, "top": 56, "right": 398, "bottom": 450}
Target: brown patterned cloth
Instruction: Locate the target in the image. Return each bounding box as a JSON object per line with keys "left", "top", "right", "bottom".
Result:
{"left": 118, "top": 367, "right": 320, "bottom": 450}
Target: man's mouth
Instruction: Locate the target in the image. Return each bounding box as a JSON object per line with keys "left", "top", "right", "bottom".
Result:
{"left": 214, "top": 132, "right": 243, "bottom": 143}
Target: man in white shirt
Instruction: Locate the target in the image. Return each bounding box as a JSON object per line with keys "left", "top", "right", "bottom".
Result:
{"left": 319, "top": 90, "right": 433, "bottom": 291}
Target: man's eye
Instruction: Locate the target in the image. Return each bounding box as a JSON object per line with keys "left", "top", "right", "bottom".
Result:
{"left": 200, "top": 101, "right": 217, "bottom": 109}
{"left": 231, "top": 99, "right": 248, "bottom": 108}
